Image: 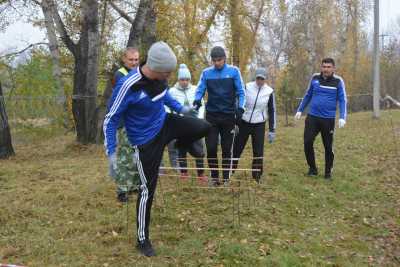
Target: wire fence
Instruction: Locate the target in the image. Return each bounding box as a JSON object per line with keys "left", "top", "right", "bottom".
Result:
{"left": 2, "top": 94, "right": 399, "bottom": 144}
{"left": 2, "top": 95, "right": 69, "bottom": 144}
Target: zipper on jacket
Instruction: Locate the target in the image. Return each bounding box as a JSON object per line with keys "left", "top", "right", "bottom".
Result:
{"left": 249, "top": 86, "right": 261, "bottom": 123}
{"left": 183, "top": 88, "right": 190, "bottom": 106}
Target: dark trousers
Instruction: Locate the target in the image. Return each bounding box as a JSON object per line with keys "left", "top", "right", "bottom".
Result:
{"left": 133, "top": 113, "right": 210, "bottom": 242}
{"left": 177, "top": 139, "right": 205, "bottom": 176}
{"left": 304, "top": 115, "right": 335, "bottom": 174}
{"left": 205, "top": 112, "right": 235, "bottom": 181}
{"left": 232, "top": 120, "right": 265, "bottom": 179}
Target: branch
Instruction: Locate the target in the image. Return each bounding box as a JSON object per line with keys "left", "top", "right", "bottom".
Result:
{"left": 44, "top": 0, "right": 77, "bottom": 55}
{"left": 109, "top": 1, "right": 134, "bottom": 24}
{"left": 194, "top": 0, "right": 223, "bottom": 47}
{"left": 127, "top": 0, "right": 152, "bottom": 47}
{"left": 0, "top": 42, "right": 49, "bottom": 58}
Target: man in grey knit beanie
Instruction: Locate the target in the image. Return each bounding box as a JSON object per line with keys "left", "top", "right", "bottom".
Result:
{"left": 104, "top": 41, "right": 210, "bottom": 257}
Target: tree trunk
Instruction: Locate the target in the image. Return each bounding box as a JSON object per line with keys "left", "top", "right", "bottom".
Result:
{"left": 40, "top": 0, "right": 70, "bottom": 127}
{"left": 141, "top": 0, "right": 157, "bottom": 52}
{"left": 127, "top": 0, "right": 154, "bottom": 49}
{"left": 229, "top": 0, "right": 240, "bottom": 67}
{"left": 40, "top": 0, "right": 65, "bottom": 103}
{"left": 72, "top": 0, "right": 100, "bottom": 144}
{"left": 44, "top": 0, "right": 99, "bottom": 143}
{"left": 0, "top": 82, "right": 15, "bottom": 159}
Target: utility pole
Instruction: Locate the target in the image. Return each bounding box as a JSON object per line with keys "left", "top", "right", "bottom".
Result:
{"left": 372, "top": 0, "right": 380, "bottom": 118}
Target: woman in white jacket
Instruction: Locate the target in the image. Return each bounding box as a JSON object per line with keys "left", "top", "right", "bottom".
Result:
{"left": 232, "top": 67, "right": 276, "bottom": 183}
{"left": 168, "top": 64, "right": 207, "bottom": 182}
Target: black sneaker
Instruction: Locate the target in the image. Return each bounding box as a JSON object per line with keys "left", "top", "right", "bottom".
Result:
{"left": 137, "top": 239, "right": 156, "bottom": 257}
{"left": 209, "top": 178, "right": 220, "bottom": 187}
{"left": 223, "top": 179, "right": 230, "bottom": 187}
{"left": 117, "top": 192, "right": 128, "bottom": 203}
{"left": 307, "top": 168, "right": 318, "bottom": 176}
{"left": 324, "top": 172, "right": 332, "bottom": 180}
{"left": 253, "top": 174, "right": 262, "bottom": 184}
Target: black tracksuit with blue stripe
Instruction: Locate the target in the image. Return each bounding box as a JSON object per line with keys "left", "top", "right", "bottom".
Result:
{"left": 104, "top": 66, "right": 210, "bottom": 243}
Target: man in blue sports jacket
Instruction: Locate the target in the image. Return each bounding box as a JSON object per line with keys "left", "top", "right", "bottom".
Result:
{"left": 104, "top": 41, "right": 210, "bottom": 257}
{"left": 295, "top": 58, "right": 347, "bottom": 180}
{"left": 193, "top": 46, "right": 246, "bottom": 186}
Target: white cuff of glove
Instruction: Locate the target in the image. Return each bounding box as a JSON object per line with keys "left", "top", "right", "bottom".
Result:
{"left": 338, "top": 119, "right": 346, "bottom": 128}
{"left": 294, "top": 112, "right": 302, "bottom": 120}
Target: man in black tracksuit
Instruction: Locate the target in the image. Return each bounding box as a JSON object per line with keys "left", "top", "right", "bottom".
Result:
{"left": 193, "top": 46, "right": 246, "bottom": 186}
{"left": 104, "top": 42, "right": 210, "bottom": 256}
{"left": 295, "top": 58, "right": 347, "bottom": 179}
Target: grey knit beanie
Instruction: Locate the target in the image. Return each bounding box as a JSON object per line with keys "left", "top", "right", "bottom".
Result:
{"left": 147, "top": 41, "right": 177, "bottom": 72}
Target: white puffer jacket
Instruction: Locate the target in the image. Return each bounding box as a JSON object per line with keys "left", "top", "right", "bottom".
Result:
{"left": 166, "top": 83, "right": 205, "bottom": 119}
{"left": 242, "top": 81, "right": 276, "bottom": 131}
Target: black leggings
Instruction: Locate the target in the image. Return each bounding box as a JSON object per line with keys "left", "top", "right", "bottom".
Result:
{"left": 177, "top": 139, "right": 205, "bottom": 176}
{"left": 232, "top": 120, "right": 265, "bottom": 179}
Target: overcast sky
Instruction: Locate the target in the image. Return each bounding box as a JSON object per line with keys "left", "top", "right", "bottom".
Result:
{"left": 0, "top": 0, "right": 399, "bottom": 56}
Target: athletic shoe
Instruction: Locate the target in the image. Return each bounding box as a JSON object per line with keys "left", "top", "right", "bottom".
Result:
{"left": 307, "top": 168, "right": 318, "bottom": 176}
{"left": 324, "top": 172, "right": 332, "bottom": 180}
{"left": 137, "top": 239, "right": 156, "bottom": 257}
{"left": 117, "top": 192, "right": 128, "bottom": 203}
{"left": 223, "top": 179, "right": 230, "bottom": 187}
{"left": 209, "top": 178, "right": 220, "bottom": 187}
{"left": 253, "top": 175, "right": 261, "bottom": 184}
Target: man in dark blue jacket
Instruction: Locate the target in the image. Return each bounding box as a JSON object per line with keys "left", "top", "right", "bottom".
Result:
{"left": 104, "top": 41, "right": 210, "bottom": 256}
{"left": 295, "top": 58, "right": 347, "bottom": 180}
{"left": 112, "top": 47, "right": 140, "bottom": 86}
{"left": 193, "top": 46, "right": 245, "bottom": 186}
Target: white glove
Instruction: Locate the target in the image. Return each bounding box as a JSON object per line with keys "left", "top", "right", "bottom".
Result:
{"left": 338, "top": 119, "right": 346, "bottom": 128}
{"left": 294, "top": 112, "right": 302, "bottom": 120}
{"left": 268, "top": 132, "right": 276, "bottom": 143}
{"left": 108, "top": 153, "right": 117, "bottom": 178}
{"left": 180, "top": 106, "right": 198, "bottom": 117}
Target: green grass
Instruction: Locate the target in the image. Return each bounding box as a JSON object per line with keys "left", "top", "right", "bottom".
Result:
{"left": 1, "top": 111, "right": 399, "bottom": 266}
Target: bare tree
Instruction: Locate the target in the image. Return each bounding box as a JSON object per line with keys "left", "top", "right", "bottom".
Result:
{"left": 45, "top": 0, "right": 100, "bottom": 143}
{"left": 35, "top": 0, "right": 65, "bottom": 105}
{"left": 0, "top": 82, "right": 15, "bottom": 158}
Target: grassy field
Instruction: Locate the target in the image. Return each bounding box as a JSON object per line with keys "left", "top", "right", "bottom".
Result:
{"left": 0, "top": 111, "right": 399, "bottom": 267}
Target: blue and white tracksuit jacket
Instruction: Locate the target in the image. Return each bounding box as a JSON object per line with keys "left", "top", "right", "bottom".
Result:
{"left": 103, "top": 66, "right": 183, "bottom": 156}
{"left": 297, "top": 73, "right": 347, "bottom": 120}
{"left": 194, "top": 63, "right": 246, "bottom": 114}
